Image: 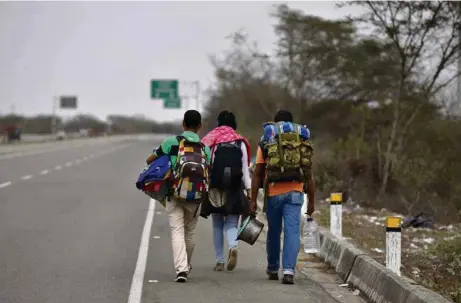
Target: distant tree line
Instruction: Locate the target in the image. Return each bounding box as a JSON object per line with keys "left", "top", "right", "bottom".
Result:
{"left": 0, "top": 114, "right": 181, "bottom": 135}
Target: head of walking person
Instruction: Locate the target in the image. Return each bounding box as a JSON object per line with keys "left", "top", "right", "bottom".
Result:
{"left": 274, "top": 110, "right": 293, "bottom": 123}
{"left": 217, "top": 110, "right": 237, "bottom": 130}
{"left": 183, "top": 110, "right": 202, "bottom": 133}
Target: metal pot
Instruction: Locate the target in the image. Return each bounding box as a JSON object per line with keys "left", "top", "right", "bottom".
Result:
{"left": 237, "top": 216, "right": 265, "bottom": 246}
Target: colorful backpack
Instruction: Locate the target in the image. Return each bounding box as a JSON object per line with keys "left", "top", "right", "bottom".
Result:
{"left": 135, "top": 155, "right": 172, "bottom": 205}
{"left": 260, "top": 122, "right": 313, "bottom": 183}
{"left": 171, "top": 136, "right": 209, "bottom": 203}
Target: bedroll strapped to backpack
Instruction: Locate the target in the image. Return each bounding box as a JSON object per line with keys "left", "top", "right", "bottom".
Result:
{"left": 260, "top": 122, "right": 313, "bottom": 183}
{"left": 135, "top": 155, "right": 172, "bottom": 206}
{"left": 171, "top": 136, "right": 209, "bottom": 203}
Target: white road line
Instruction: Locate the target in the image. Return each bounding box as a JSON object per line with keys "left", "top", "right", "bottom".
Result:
{"left": 55, "top": 165, "right": 62, "bottom": 170}
{"left": 40, "top": 169, "right": 49, "bottom": 175}
{"left": 75, "top": 159, "right": 82, "bottom": 164}
{"left": 83, "top": 156, "right": 88, "bottom": 161}
{"left": 21, "top": 175, "right": 32, "bottom": 180}
{"left": 65, "top": 162, "right": 73, "bottom": 167}
{"left": 127, "top": 198, "right": 156, "bottom": 303}
{"left": 153, "top": 236, "right": 160, "bottom": 239}
{"left": 0, "top": 181, "right": 12, "bottom": 188}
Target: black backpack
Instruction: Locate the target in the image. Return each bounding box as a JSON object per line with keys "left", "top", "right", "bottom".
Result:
{"left": 210, "top": 141, "right": 243, "bottom": 190}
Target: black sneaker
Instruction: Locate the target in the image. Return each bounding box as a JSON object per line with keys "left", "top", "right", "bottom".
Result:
{"left": 266, "top": 270, "right": 279, "bottom": 281}
{"left": 282, "top": 274, "right": 294, "bottom": 285}
{"left": 175, "top": 272, "right": 188, "bottom": 283}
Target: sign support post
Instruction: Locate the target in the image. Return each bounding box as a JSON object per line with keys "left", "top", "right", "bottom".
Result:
{"left": 51, "top": 96, "right": 78, "bottom": 134}
{"left": 51, "top": 96, "right": 58, "bottom": 135}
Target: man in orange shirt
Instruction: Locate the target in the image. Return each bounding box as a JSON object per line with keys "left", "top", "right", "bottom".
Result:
{"left": 250, "top": 110, "right": 315, "bottom": 285}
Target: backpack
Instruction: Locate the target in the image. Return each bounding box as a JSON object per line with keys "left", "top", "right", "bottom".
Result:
{"left": 135, "top": 155, "right": 172, "bottom": 204}
{"left": 210, "top": 141, "right": 243, "bottom": 190}
{"left": 261, "top": 122, "right": 313, "bottom": 183}
{"left": 171, "top": 136, "right": 209, "bottom": 203}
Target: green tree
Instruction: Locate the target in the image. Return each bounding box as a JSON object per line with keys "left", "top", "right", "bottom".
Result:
{"left": 345, "top": 1, "right": 461, "bottom": 194}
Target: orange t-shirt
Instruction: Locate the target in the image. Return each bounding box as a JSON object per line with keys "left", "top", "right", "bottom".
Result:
{"left": 255, "top": 146, "right": 304, "bottom": 197}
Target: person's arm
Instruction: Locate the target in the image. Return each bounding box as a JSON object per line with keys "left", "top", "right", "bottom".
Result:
{"left": 240, "top": 142, "right": 251, "bottom": 194}
{"left": 146, "top": 153, "right": 157, "bottom": 165}
{"left": 250, "top": 147, "right": 265, "bottom": 214}
{"left": 146, "top": 137, "right": 173, "bottom": 164}
{"left": 305, "top": 171, "right": 316, "bottom": 216}
{"left": 204, "top": 146, "right": 212, "bottom": 166}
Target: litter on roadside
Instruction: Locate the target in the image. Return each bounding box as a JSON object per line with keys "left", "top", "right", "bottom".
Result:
{"left": 402, "top": 212, "right": 435, "bottom": 229}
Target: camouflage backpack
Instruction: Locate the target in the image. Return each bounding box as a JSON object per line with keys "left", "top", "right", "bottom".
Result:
{"left": 260, "top": 122, "right": 313, "bottom": 183}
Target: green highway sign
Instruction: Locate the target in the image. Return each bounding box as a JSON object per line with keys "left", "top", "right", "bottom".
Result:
{"left": 164, "top": 97, "right": 181, "bottom": 109}
{"left": 151, "top": 79, "right": 179, "bottom": 100}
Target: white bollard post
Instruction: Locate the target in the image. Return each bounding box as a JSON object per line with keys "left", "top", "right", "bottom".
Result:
{"left": 329, "top": 192, "right": 342, "bottom": 239}
{"left": 386, "top": 216, "right": 402, "bottom": 276}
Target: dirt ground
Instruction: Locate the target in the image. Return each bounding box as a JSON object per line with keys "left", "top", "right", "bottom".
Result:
{"left": 313, "top": 199, "right": 461, "bottom": 302}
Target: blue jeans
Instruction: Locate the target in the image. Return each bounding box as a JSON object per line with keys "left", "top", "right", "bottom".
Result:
{"left": 266, "top": 191, "right": 303, "bottom": 275}
{"left": 212, "top": 214, "right": 239, "bottom": 263}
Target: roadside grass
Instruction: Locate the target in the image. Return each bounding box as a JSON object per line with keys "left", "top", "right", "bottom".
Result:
{"left": 314, "top": 200, "right": 461, "bottom": 302}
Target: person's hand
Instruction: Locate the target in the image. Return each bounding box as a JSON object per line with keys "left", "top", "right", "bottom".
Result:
{"left": 249, "top": 198, "right": 257, "bottom": 216}
{"left": 245, "top": 189, "right": 251, "bottom": 200}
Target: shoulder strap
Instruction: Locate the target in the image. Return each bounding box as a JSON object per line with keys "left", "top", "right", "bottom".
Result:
{"left": 259, "top": 138, "right": 268, "bottom": 159}
{"left": 276, "top": 123, "right": 285, "bottom": 169}
{"left": 168, "top": 136, "right": 184, "bottom": 156}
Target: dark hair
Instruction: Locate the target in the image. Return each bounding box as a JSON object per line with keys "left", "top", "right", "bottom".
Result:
{"left": 183, "top": 110, "right": 202, "bottom": 129}
{"left": 274, "top": 110, "right": 293, "bottom": 122}
{"left": 217, "top": 110, "right": 237, "bottom": 130}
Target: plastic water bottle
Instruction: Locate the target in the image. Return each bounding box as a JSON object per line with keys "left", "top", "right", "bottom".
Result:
{"left": 303, "top": 216, "right": 320, "bottom": 254}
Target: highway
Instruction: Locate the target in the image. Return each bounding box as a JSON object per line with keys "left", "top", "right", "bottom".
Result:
{"left": 0, "top": 135, "right": 366, "bottom": 303}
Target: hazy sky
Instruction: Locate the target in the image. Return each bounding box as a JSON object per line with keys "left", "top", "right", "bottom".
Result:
{"left": 0, "top": 1, "right": 354, "bottom": 122}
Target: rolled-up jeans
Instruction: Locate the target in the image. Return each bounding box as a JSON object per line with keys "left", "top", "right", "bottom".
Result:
{"left": 265, "top": 191, "right": 303, "bottom": 275}
{"left": 212, "top": 214, "right": 239, "bottom": 264}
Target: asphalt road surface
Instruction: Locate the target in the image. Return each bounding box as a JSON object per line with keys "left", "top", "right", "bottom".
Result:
{"left": 0, "top": 135, "right": 367, "bottom": 303}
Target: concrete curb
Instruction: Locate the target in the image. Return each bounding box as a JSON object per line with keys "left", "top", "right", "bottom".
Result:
{"left": 317, "top": 229, "right": 451, "bottom": 303}
{"left": 316, "top": 227, "right": 366, "bottom": 281}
